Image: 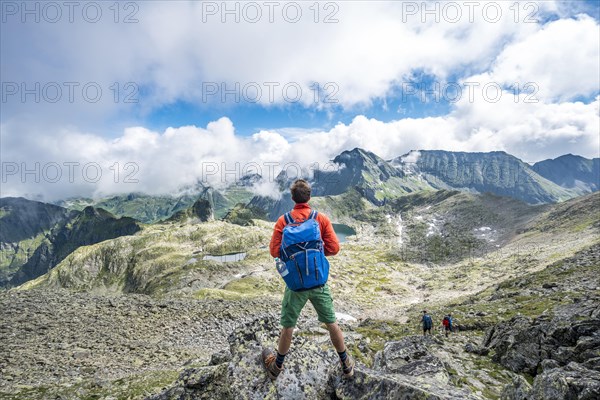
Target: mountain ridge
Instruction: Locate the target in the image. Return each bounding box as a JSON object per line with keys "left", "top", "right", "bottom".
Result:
{"left": 0, "top": 197, "right": 142, "bottom": 287}
{"left": 6, "top": 149, "right": 595, "bottom": 224}
{"left": 532, "top": 153, "right": 600, "bottom": 194}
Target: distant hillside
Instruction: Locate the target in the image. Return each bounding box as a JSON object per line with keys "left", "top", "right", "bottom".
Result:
{"left": 313, "top": 148, "right": 434, "bottom": 203}
{"left": 532, "top": 154, "right": 600, "bottom": 194}
{"left": 40, "top": 149, "right": 595, "bottom": 224}
{"left": 0, "top": 197, "right": 141, "bottom": 287}
{"left": 0, "top": 197, "right": 72, "bottom": 243}
{"left": 392, "top": 150, "right": 576, "bottom": 204}
{"left": 57, "top": 186, "right": 254, "bottom": 223}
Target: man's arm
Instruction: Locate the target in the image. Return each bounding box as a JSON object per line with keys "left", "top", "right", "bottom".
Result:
{"left": 269, "top": 217, "right": 285, "bottom": 258}
{"left": 318, "top": 213, "right": 340, "bottom": 256}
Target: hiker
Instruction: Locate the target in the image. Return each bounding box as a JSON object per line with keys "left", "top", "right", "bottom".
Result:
{"left": 261, "top": 179, "right": 355, "bottom": 380}
{"left": 421, "top": 310, "right": 433, "bottom": 336}
{"left": 443, "top": 314, "right": 453, "bottom": 337}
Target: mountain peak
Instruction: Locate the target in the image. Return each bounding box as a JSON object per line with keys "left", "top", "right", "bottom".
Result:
{"left": 334, "top": 147, "right": 379, "bottom": 163}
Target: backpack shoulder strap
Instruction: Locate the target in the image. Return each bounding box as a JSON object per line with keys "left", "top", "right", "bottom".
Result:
{"left": 283, "top": 212, "right": 295, "bottom": 225}
{"left": 308, "top": 210, "right": 318, "bottom": 220}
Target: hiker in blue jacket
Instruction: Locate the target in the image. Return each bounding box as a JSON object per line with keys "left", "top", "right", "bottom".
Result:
{"left": 421, "top": 310, "right": 433, "bottom": 336}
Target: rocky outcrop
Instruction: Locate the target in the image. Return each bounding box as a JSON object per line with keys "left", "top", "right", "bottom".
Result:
{"left": 190, "top": 198, "right": 213, "bottom": 222}
{"left": 486, "top": 297, "right": 600, "bottom": 399}
{"left": 150, "top": 316, "right": 336, "bottom": 400}
{"left": 531, "top": 362, "right": 600, "bottom": 399}
{"left": 500, "top": 375, "right": 532, "bottom": 400}
{"left": 373, "top": 336, "right": 449, "bottom": 383}
{"left": 151, "top": 317, "right": 479, "bottom": 400}
{"left": 169, "top": 195, "right": 215, "bottom": 222}
{"left": 223, "top": 203, "right": 267, "bottom": 226}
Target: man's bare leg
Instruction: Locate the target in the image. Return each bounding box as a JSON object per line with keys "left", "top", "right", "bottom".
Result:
{"left": 278, "top": 327, "right": 294, "bottom": 355}
{"left": 326, "top": 322, "right": 346, "bottom": 352}
{"left": 327, "top": 322, "right": 355, "bottom": 376}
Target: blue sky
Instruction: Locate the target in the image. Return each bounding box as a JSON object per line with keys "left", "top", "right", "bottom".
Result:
{"left": 140, "top": 1, "right": 600, "bottom": 135}
{"left": 1, "top": 0, "right": 599, "bottom": 199}
{"left": 145, "top": 72, "right": 456, "bottom": 136}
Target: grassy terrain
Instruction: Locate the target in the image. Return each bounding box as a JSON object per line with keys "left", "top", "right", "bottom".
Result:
{"left": 19, "top": 220, "right": 274, "bottom": 297}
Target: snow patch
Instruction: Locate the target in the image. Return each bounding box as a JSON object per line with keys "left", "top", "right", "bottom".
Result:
{"left": 473, "top": 226, "right": 498, "bottom": 242}
{"left": 426, "top": 218, "right": 441, "bottom": 237}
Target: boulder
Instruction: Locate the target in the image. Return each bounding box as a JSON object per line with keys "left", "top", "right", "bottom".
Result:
{"left": 531, "top": 362, "right": 600, "bottom": 400}
{"left": 500, "top": 375, "right": 532, "bottom": 400}
{"left": 331, "top": 366, "right": 477, "bottom": 400}
{"left": 373, "top": 336, "right": 449, "bottom": 383}
{"left": 465, "top": 342, "right": 490, "bottom": 356}
{"left": 483, "top": 316, "right": 543, "bottom": 375}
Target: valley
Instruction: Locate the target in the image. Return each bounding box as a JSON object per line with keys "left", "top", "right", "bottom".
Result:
{"left": 1, "top": 149, "right": 598, "bottom": 399}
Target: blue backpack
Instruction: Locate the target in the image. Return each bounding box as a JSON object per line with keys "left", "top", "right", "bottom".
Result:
{"left": 279, "top": 210, "right": 329, "bottom": 292}
{"left": 424, "top": 315, "right": 433, "bottom": 329}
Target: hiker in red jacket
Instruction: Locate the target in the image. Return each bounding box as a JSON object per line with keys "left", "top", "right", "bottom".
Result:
{"left": 443, "top": 314, "right": 453, "bottom": 337}
{"left": 261, "top": 179, "right": 355, "bottom": 379}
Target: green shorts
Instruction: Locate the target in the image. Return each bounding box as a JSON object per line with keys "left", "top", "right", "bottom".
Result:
{"left": 280, "top": 284, "right": 336, "bottom": 328}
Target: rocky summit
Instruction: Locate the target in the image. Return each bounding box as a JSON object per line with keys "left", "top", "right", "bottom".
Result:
{"left": 150, "top": 316, "right": 478, "bottom": 400}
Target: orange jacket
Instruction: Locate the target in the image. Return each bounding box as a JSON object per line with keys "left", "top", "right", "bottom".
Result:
{"left": 269, "top": 203, "right": 340, "bottom": 258}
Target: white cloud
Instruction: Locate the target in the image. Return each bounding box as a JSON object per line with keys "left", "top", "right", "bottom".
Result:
{"left": 489, "top": 15, "right": 600, "bottom": 101}
{"left": 2, "top": 0, "right": 581, "bottom": 120}
{"left": 2, "top": 93, "right": 598, "bottom": 200}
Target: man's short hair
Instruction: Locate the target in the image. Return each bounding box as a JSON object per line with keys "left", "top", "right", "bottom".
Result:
{"left": 290, "top": 179, "right": 311, "bottom": 203}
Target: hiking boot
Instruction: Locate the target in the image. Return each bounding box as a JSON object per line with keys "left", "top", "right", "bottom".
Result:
{"left": 260, "top": 348, "right": 283, "bottom": 380}
{"left": 341, "top": 353, "right": 355, "bottom": 378}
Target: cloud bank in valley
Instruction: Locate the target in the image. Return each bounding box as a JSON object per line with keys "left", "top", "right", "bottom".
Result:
{"left": 2, "top": 93, "right": 598, "bottom": 201}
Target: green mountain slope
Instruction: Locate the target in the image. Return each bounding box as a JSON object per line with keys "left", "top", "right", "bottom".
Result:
{"left": 57, "top": 186, "right": 254, "bottom": 223}
{"left": 20, "top": 219, "right": 275, "bottom": 297}
{"left": 0, "top": 197, "right": 73, "bottom": 286}
{"left": 0, "top": 197, "right": 72, "bottom": 243}
{"left": 20, "top": 192, "right": 599, "bottom": 304}
{"left": 0, "top": 198, "right": 142, "bottom": 287}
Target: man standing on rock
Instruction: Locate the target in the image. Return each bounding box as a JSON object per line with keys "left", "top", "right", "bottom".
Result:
{"left": 261, "top": 179, "right": 355, "bottom": 380}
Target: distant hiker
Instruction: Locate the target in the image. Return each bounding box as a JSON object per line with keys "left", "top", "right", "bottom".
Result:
{"left": 421, "top": 310, "right": 433, "bottom": 336}
{"left": 443, "top": 314, "right": 453, "bottom": 337}
{"left": 261, "top": 179, "right": 355, "bottom": 380}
